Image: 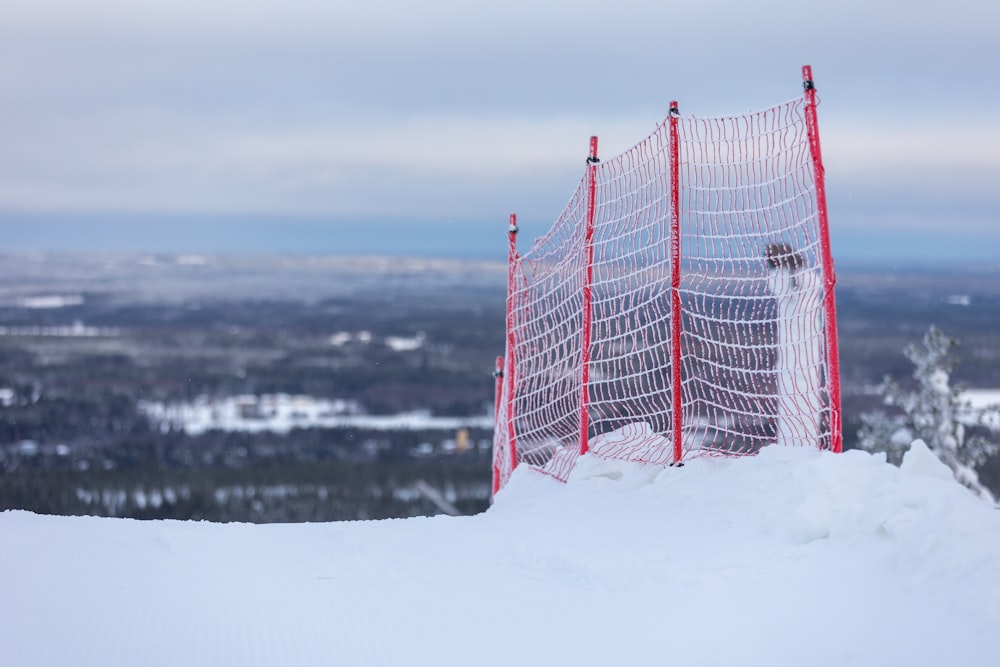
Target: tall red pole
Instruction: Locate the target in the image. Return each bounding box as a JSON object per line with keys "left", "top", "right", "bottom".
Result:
{"left": 505, "top": 214, "right": 520, "bottom": 470}
{"left": 802, "top": 65, "right": 843, "bottom": 454}
{"left": 579, "top": 136, "right": 598, "bottom": 456}
{"left": 668, "top": 103, "right": 684, "bottom": 464}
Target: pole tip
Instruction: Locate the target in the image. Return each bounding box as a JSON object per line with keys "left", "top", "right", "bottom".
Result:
{"left": 507, "top": 213, "right": 518, "bottom": 235}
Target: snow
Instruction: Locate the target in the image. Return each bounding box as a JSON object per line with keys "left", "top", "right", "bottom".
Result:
{"left": 384, "top": 332, "right": 426, "bottom": 351}
{"left": 327, "top": 330, "right": 372, "bottom": 346}
{"left": 17, "top": 294, "right": 85, "bottom": 309}
{"left": 964, "top": 389, "right": 1000, "bottom": 430}
{"left": 0, "top": 321, "right": 120, "bottom": 338}
{"left": 3, "top": 442, "right": 1000, "bottom": 666}
{"left": 946, "top": 294, "right": 971, "bottom": 306}
{"left": 140, "top": 394, "right": 493, "bottom": 435}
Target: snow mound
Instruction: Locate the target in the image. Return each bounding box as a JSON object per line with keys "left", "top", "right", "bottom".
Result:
{"left": 3, "top": 441, "right": 999, "bottom": 666}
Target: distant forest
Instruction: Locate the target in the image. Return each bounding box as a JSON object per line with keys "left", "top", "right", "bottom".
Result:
{"left": 1, "top": 255, "right": 998, "bottom": 521}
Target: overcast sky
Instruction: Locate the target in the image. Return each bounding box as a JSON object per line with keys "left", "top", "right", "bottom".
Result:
{"left": 1, "top": 0, "right": 998, "bottom": 261}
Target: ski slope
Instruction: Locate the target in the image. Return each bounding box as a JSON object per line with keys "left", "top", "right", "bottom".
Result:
{"left": 3, "top": 441, "right": 999, "bottom": 666}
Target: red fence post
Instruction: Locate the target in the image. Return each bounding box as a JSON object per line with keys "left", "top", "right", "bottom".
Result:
{"left": 505, "top": 214, "right": 520, "bottom": 469}
{"left": 492, "top": 355, "right": 504, "bottom": 495}
{"left": 668, "top": 103, "right": 684, "bottom": 464}
{"left": 579, "top": 136, "right": 599, "bottom": 456}
{"left": 801, "top": 65, "right": 843, "bottom": 454}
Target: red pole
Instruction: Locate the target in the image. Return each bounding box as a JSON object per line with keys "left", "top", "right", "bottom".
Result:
{"left": 505, "top": 214, "right": 520, "bottom": 470}
{"left": 668, "top": 103, "right": 684, "bottom": 464}
{"left": 579, "top": 136, "right": 598, "bottom": 456}
{"left": 492, "top": 355, "right": 503, "bottom": 496}
{"left": 802, "top": 65, "right": 843, "bottom": 454}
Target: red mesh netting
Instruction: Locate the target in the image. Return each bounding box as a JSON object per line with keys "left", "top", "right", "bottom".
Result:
{"left": 495, "top": 94, "right": 837, "bottom": 491}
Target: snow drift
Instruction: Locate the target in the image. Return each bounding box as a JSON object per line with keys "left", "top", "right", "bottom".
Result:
{"left": 2, "top": 442, "right": 999, "bottom": 666}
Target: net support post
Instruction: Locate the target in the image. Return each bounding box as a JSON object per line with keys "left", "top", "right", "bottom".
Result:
{"left": 579, "top": 136, "right": 599, "bottom": 456}
{"left": 504, "top": 214, "right": 520, "bottom": 471}
{"left": 492, "top": 355, "right": 504, "bottom": 496}
{"left": 801, "top": 65, "right": 843, "bottom": 453}
{"left": 668, "top": 102, "right": 684, "bottom": 464}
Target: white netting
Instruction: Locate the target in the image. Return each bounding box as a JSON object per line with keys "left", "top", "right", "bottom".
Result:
{"left": 495, "top": 96, "right": 836, "bottom": 489}
{"left": 505, "top": 180, "right": 589, "bottom": 478}
{"left": 586, "top": 126, "right": 676, "bottom": 465}
{"left": 676, "top": 100, "right": 829, "bottom": 457}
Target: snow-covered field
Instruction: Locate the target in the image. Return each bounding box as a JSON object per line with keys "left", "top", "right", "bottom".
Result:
{"left": 140, "top": 393, "right": 494, "bottom": 435}
{"left": 965, "top": 389, "right": 1000, "bottom": 430}
{"left": 3, "top": 442, "right": 999, "bottom": 666}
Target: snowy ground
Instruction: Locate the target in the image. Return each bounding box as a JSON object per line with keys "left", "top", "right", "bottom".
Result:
{"left": 3, "top": 442, "right": 999, "bottom": 666}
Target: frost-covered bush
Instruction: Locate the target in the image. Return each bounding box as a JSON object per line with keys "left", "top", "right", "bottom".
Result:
{"left": 858, "top": 326, "right": 998, "bottom": 502}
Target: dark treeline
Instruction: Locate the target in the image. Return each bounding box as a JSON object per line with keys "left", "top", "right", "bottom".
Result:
{"left": 1, "top": 426, "right": 494, "bottom": 522}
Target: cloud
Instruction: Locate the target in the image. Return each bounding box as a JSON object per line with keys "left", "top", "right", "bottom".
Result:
{"left": 0, "top": 106, "right": 647, "bottom": 219}
{"left": 1, "top": 0, "right": 998, "bottom": 257}
{"left": 820, "top": 118, "right": 1000, "bottom": 233}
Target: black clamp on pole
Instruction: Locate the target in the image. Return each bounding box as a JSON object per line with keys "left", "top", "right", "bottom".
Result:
{"left": 803, "top": 79, "right": 815, "bottom": 91}
{"left": 669, "top": 101, "right": 680, "bottom": 117}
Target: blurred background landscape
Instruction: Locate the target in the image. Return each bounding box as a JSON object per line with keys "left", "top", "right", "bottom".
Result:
{"left": 3, "top": 1, "right": 998, "bottom": 523}
{"left": 1, "top": 252, "right": 998, "bottom": 522}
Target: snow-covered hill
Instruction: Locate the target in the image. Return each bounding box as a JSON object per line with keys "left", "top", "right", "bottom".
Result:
{"left": 3, "top": 442, "right": 999, "bottom": 666}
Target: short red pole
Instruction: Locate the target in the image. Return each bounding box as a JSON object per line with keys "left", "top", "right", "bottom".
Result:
{"left": 802, "top": 65, "right": 843, "bottom": 454}
{"left": 668, "top": 102, "right": 684, "bottom": 464}
{"left": 492, "top": 355, "right": 504, "bottom": 496}
{"left": 579, "top": 137, "right": 598, "bottom": 456}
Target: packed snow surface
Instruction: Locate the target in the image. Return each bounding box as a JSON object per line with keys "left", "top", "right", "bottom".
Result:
{"left": 3, "top": 442, "right": 999, "bottom": 666}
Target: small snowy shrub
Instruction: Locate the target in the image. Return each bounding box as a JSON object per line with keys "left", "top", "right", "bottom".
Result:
{"left": 858, "top": 326, "right": 997, "bottom": 502}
